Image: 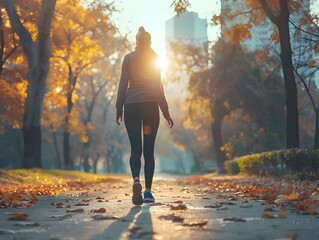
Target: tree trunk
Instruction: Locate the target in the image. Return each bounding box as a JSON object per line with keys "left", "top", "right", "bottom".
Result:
{"left": 277, "top": 1, "right": 299, "bottom": 148}
{"left": 2, "top": 0, "right": 56, "bottom": 168}
{"left": 63, "top": 131, "right": 72, "bottom": 170}
{"left": 83, "top": 156, "right": 90, "bottom": 172}
{"left": 211, "top": 105, "right": 227, "bottom": 174}
{"left": 93, "top": 154, "right": 99, "bottom": 173}
{"left": 22, "top": 126, "right": 41, "bottom": 168}
{"left": 51, "top": 128, "right": 61, "bottom": 168}
{"left": 260, "top": 0, "right": 299, "bottom": 148}
{"left": 314, "top": 109, "right": 319, "bottom": 149}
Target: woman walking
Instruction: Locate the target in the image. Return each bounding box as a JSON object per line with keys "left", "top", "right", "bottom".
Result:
{"left": 116, "top": 27, "right": 174, "bottom": 205}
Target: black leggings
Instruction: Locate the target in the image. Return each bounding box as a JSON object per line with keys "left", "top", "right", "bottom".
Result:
{"left": 124, "top": 102, "right": 159, "bottom": 189}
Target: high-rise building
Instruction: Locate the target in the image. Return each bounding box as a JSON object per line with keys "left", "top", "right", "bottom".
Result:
{"left": 165, "top": 11, "right": 208, "bottom": 48}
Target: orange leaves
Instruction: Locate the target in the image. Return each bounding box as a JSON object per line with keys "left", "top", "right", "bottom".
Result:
{"left": 6, "top": 212, "right": 29, "bottom": 221}
{"left": 261, "top": 210, "right": 286, "bottom": 218}
{"left": 0, "top": 80, "right": 25, "bottom": 128}
{"left": 90, "top": 207, "right": 106, "bottom": 213}
{"left": 170, "top": 204, "right": 188, "bottom": 210}
{"left": 274, "top": 192, "right": 299, "bottom": 204}
{"left": 229, "top": 24, "right": 252, "bottom": 44}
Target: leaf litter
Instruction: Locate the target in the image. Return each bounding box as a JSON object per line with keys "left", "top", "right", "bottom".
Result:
{"left": 179, "top": 175, "right": 319, "bottom": 217}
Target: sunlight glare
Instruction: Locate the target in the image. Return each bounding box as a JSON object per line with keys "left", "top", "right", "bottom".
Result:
{"left": 156, "top": 55, "right": 168, "bottom": 73}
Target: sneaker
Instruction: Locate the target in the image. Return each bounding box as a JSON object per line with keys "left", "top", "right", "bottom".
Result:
{"left": 143, "top": 192, "right": 155, "bottom": 203}
{"left": 132, "top": 182, "right": 143, "bottom": 205}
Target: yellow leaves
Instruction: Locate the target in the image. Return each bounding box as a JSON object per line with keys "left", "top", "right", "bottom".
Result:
{"left": 6, "top": 212, "right": 29, "bottom": 221}
{"left": 229, "top": 24, "right": 252, "bottom": 44}
{"left": 269, "top": 30, "right": 280, "bottom": 44}
{"left": 255, "top": 49, "right": 269, "bottom": 63}
{"left": 261, "top": 210, "right": 286, "bottom": 218}
{"left": 307, "top": 60, "right": 318, "bottom": 67}
{"left": 0, "top": 80, "right": 25, "bottom": 128}
{"left": 274, "top": 193, "right": 299, "bottom": 204}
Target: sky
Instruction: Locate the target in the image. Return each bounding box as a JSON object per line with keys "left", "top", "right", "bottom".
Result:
{"left": 112, "top": 0, "right": 221, "bottom": 59}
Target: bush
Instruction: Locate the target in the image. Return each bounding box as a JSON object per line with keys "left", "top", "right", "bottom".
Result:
{"left": 235, "top": 148, "right": 319, "bottom": 180}
{"left": 225, "top": 160, "right": 240, "bottom": 175}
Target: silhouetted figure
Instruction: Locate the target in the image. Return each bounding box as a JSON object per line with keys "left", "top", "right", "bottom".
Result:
{"left": 116, "top": 26, "right": 174, "bottom": 205}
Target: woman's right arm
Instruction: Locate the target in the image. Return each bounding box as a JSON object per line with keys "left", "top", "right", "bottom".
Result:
{"left": 116, "top": 55, "right": 129, "bottom": 125}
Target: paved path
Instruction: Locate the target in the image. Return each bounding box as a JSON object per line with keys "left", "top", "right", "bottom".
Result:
{"left": 0, "top": 175, "right": 318, "bottom": 240}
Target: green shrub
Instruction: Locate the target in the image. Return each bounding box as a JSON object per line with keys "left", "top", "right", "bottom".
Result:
{"left": 235, "top": 148, "right": 319, "bottom": 180}
{"left": 225, "top": 160, "right": 240, "bottom": 175}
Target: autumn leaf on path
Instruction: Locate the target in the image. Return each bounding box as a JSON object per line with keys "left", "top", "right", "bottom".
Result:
{"left": 158, "top": 214, "right": 184, "bottom": 222}
{"left": 204, "top": 204, "right": 222, "bottom": 209}
{"left": 274, "top": 193, "right": 299, "bottom": 204}
{"left": 219, "top": 201, "right": 236, "bottom": 205}
{"left": 182, "top": 221, "right": 208, "bottom": 227}
{"left": 170, "top": 204, "right": 187, "bottom": 210}
{"left": 223, "top": 217, "right": 246, "bottom": 222}
{"left": 91, "top": 215, "right": 118, "bottom": 220}
{"left": 74, "top": 203, "right": 89, "bottom": 206}
{"left": 14, "top": 221, "right": 40, "bottom": 227}
{"left": 66, "top": 208, "right": 85, "bottom": 213}
{"left": 6, "top": 212, "right": 29, "bottom": 220}
{"left": 277, "top": 210, "right": 286, "bottom": 218}
{"left": 49, "top": 214, "right": 72, "bottom": 220}
{"left": 261, "top": 212, "right": 276, "bottom": 218}
{"left": 90, "top": 207, "right": 106, "bottom": 213}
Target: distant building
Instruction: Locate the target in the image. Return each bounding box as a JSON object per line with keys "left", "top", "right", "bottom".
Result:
{"left": 165, "top": 11, "right": 208, "bottom": 49}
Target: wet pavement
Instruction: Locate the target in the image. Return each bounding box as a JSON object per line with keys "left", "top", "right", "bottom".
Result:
{"left": 0, "top": 175, "right": 318, "bottom": 240}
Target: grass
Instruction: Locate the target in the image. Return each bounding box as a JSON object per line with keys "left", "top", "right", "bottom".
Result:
{"left": 0, "top": 168, "right": 122, "bottom": 186}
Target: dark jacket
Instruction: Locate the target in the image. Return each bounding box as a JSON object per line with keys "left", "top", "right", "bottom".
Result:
{"left": 116, "top": 50, "right": 170, "bottom": 118}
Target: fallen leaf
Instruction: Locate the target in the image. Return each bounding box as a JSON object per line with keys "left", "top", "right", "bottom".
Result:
{"left": 310, "top": 192, "right": 319, "bottom": 201}
{"left": 261, "top": 212, "right": 275, "bottom": 218}
{"left": 49, "top": 214, "right": 72, "bottom": 220}
{"left": 14, "top": 221, "right": 40, "bottom": 227}
{"left": 91, "top": 215, "right": 118, "bottom": 220}
{"left": 6, "top": 212, "right": 29, "bottom": 221}
{"left": 275, "top": 193, "right": 299, "bottom": 204}
{"left": 305, "top": 208, "right": 316, "bottom": 215}
{"left": 204, "top": 204, "right": 222, "bottom": 209}
{"left": 223, "top": 217, "right": 246, "bottom": 222}
{"left": 216, "top": 206, "right": 229, "bottom": 211}
{"left": 74, "top": 203, "right": 89, "bottom": 206}
{"left": 66, "top": 208, "right": 84, "bottom": 213}
{"left": 170, "top": 204, "right": 187, "bottom": 210}
{"left": 277, "top": 210, "right": 286, "bottom": 218}
{"left": 172, "top": 200, "right": 183, "bottom": 204}
{"left": 158, "top": 214, "right": 184, "bottom": 222}
{"left": 219, "top": 201, "right": 236, "bottom": 205}
{"left": 182, "top": 221, "right": 208, "bottom": 227}
{"left": 90, "top": 208, "right": 106, "bottom": 213}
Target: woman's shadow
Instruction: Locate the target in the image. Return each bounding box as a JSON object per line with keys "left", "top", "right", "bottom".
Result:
{"left": 92, "top": 204, "right": 154, "bottom": 240}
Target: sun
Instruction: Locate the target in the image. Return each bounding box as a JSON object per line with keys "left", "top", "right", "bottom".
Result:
{"left": 156, "top": 55, "right": 168, "bottom": 73}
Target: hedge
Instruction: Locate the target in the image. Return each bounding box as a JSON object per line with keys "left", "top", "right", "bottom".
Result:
{"left": 225, "top": 148, "right": 319, "bottom": 180}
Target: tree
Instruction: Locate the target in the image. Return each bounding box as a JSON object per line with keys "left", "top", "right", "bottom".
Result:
{"left": 47, "top": 0, "right": 118, "bottom": 169}
{"left": 172, "top": 0, "right": 305, "bottom": 149}
{"left": 2, "top": 0, "right": 56, "bottom": 168}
